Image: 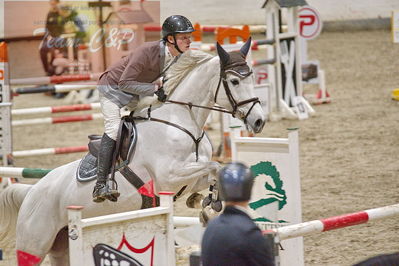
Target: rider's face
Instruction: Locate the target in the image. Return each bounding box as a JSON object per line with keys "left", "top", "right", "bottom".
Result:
{"left": 168, "top": 33, "right": 192, "bottom": 54}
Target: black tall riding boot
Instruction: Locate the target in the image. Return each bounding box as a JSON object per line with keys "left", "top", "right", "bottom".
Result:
{"left": 92, "top": 133, "right": 118, "bottom": 203}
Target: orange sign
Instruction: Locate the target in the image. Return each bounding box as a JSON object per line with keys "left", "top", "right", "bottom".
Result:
{"left": 0, "top": 42, "right": 8, "bottom": 62}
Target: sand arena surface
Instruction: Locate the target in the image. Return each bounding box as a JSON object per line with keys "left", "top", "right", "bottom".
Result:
{"left": 8, "top": 29, "right": 399, "bottom": 265}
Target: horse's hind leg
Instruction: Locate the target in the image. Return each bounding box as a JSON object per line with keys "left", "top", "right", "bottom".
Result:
{"left": 48, "top": 227, "right": 69, "bottom": 266}
{"left": 16, "top": 202, "right": 65, "bottom": 265}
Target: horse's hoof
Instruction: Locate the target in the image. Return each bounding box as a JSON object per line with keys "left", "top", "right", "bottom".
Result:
{"left": 211, "top": 201, "right": 223, "bottom": 212}
{"left": 186, "top": 193, "right": 204, "bottom": 208}
{"left": 93, "top": 196, "right": 106, "bottom": 203}
{"left": 106, "top": 195, "right": 118, "bottom": 202}
{"left": 199, "top": 210, "right": 209, "bottom": 226}
{"left": 105, "top": 190, "right": 120, "bottom": 202}
{"left": 202, "top": 196, "right": 212, "bottom": 208}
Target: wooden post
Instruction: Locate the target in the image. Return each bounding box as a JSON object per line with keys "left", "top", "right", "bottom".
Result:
{"left": 159, "top": 192, "right": 176, "bottom": 266}
{"left": 67, "top": 206, "right": 84, "bottom": 265}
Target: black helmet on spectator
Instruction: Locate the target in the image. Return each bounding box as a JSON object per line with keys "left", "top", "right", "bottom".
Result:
{"left": 219, "top": 162, "right": 254, "bottom": 202}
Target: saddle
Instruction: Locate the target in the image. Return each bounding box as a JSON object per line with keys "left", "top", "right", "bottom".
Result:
{"left": 76, "top": 116, "right": 159, "bottom": 208}
{"left": 76, "top": 116, "right": 137, "bottom": 182}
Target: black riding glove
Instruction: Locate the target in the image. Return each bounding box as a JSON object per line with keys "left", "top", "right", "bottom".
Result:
{"left": 155, "top": 87, "right": 167, "bottom": 102}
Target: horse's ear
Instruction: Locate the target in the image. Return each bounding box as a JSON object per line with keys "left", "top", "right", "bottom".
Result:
{"left": 216, "top": 42, "right": 230, "bottom": 66}
{"left": 240, "top": 37, "right": 252, "bottom": 57}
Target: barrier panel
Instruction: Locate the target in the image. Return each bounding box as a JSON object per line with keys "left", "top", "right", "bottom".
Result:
{"left": 68, "top": 192, "right": 176, "bottom": 266}
{"left": 231, "top": 128, "right": 303, "bottom": 266}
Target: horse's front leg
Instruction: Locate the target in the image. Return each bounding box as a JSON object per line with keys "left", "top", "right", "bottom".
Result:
{"left": 184, "top": 161, "right": 223, "bottom": 209}
{"left": 161, "top": 160, "right": 220, "bottom": 192}
{"left": 165, "top": 160, "right": 222, "bottom": 224}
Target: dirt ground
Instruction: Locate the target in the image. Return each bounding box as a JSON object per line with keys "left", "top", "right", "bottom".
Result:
{"left": 8, "top": 29, "right": 399, "bottom": 265}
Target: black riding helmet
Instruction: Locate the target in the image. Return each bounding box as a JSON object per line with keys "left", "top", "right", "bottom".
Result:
{"left": 162, "top": 15, "right": 195, "bottom": 53}
{"left": 219, "top": 162, "right": 254, "bottom": 202}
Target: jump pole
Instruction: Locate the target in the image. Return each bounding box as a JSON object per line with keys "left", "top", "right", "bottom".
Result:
{"left": 12, "top": 145, "right": 88, "bottom": 157}
{"left": 12, "top": 113, "right": 103, "bottom": 126}
{"left": 198, "top": 39, "right": 273, "bottom": 52}
{"left": 144, "top": 24, "right": 267, "bottom": 34}
{"left": 12, "top": 102, "right": 100, "bottom": 116}
{"left": 271, "top": 203, "right": 399, "bottom": 240}
{"left": 0, "top": 166, "right": 51, "bottom": 178}
{"left": 10, "top": 73, "right": 101, "bottom": 85}
{"left": 14, "top": 84, "right": 97, "bottom": 95}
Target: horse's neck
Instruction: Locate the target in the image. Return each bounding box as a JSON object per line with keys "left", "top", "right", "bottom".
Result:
{"left": 169, "top": 57, "right": 220, "bottom": 128}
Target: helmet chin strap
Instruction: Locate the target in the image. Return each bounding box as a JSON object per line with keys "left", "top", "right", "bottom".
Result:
{"left": 170, "top": 35, "right": 184, "bottom": 54}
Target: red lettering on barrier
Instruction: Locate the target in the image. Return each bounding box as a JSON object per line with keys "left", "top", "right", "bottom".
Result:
{"left": 118, "top": 234, "right": 155, "bottom": 266}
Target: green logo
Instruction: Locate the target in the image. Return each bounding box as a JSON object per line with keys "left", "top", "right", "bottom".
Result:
{"left": 249, "top": 161, "right": 287, "bottom": 223}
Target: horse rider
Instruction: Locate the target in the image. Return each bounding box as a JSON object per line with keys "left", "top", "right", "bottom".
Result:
{"left": 92, "top": 15, "right": 195, "bottom": 203}
{"left": 201, "top": 162, "right": 275, "bottom": 266}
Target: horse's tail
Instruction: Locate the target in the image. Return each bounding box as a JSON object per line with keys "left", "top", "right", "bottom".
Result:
{"left": 0, "top": 183, "right": 32, "bottom": 247}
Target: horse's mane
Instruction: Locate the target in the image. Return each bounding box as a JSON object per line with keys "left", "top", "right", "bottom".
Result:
{"left": 136, "top": 49, "right": 214, "bottom": 110}
{"left": 163, "top": 49, "right": 214, "bottom": 94}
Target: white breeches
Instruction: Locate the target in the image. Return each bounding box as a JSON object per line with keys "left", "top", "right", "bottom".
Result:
{"left": 100, "top": 96, "right": 121, "bottom": 140}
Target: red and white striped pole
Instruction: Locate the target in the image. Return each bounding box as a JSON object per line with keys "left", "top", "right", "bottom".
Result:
{"left": 194, "top": 39, "right": 274, "bottom": 52}
{"left": 12, "top": 113, "right": 103, "bottom": 126}
{"left": 10, "top": 73, "right": 101, "bottom": 85}
{"left": 269, "top": 203, "right": 399, "bottom": 240}
{"left": 12, "top": 103, "right": 100, "bottom": 116}
{"left": 12, "top": 145, "right": 88, "bottom": 157}
{"left": 144, "top": 25, "right": 267, "bottom": 34}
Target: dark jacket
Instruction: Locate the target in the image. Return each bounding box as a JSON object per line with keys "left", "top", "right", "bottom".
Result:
{"left": 201, "top": 206, "right": 275, "bottom": 266}
{"left": 98, "top": 40, "right": 166, "bottom": 107}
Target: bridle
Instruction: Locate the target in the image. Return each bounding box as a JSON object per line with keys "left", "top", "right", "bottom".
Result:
{"left": 165, "top": 57, "right": 260, "bottom": 122}
{"left": 214, "top": 60, "right": 260, "bottom": 123}
{"left": 133, "top": 52, "right": 261, "bottom": 161}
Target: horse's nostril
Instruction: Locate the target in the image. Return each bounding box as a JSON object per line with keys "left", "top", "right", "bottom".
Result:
{"left": 254, "top": 119, "right": 265, "bottom": 133}
{"left": 255, "top": 119, "right": 263, "bottom": 128}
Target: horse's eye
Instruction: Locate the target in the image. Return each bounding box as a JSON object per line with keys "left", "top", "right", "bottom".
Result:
{"left": 231, "top": 79, "right": 240, "bottom": 86}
